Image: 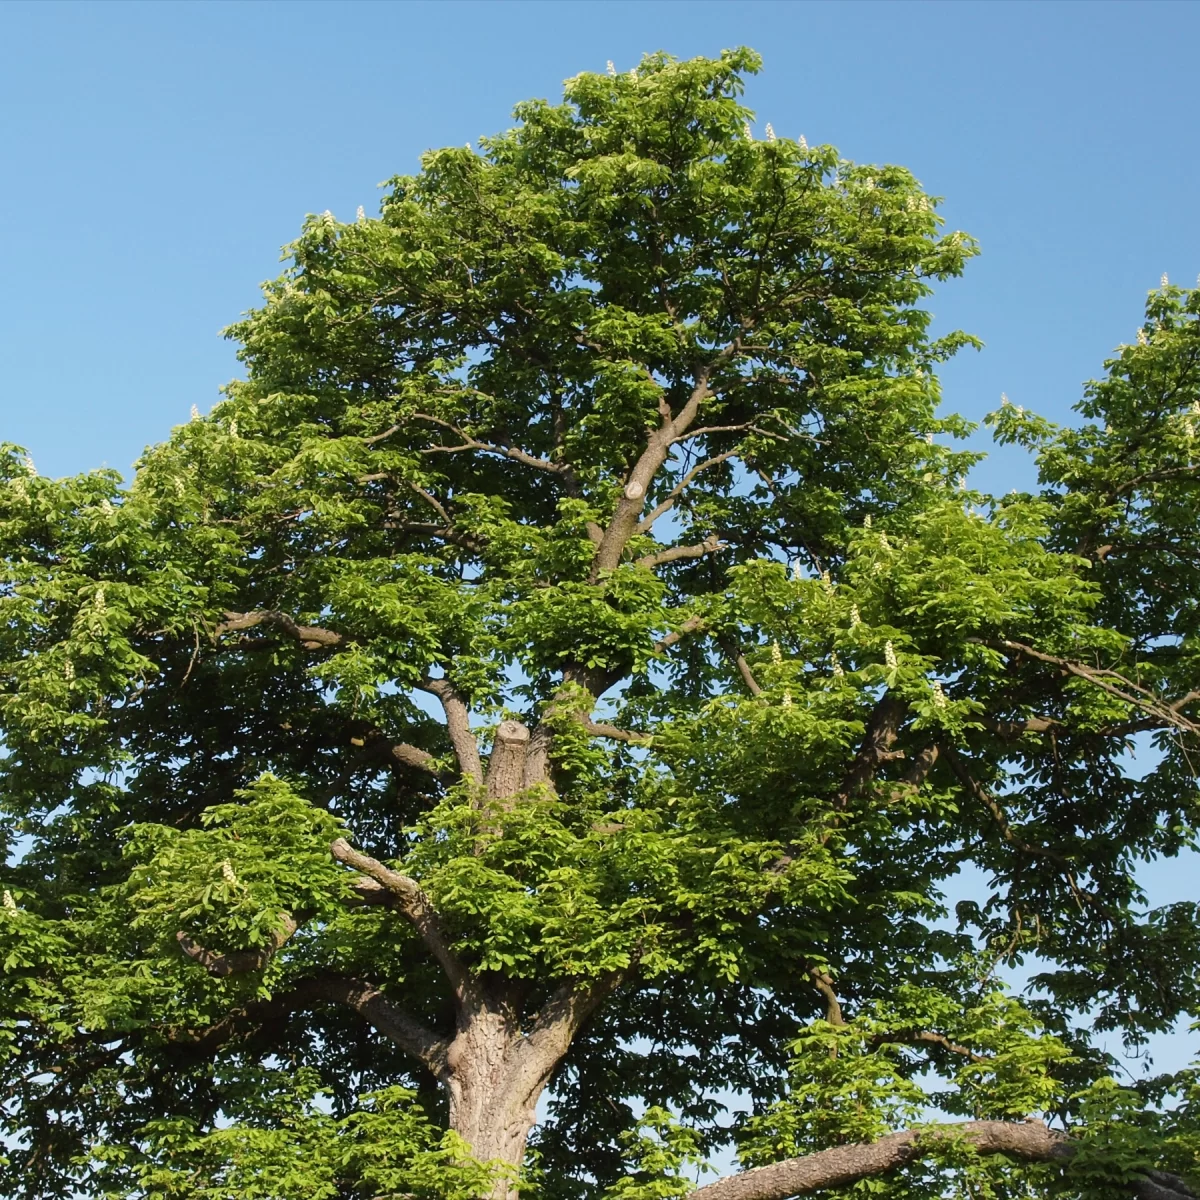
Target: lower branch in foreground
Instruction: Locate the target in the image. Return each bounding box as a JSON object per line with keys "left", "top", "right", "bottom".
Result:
{"left": 688, "top": 1121, "right": 1197, "bottom": 1200}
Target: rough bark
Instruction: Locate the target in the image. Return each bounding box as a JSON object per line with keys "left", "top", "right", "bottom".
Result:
{"left": 440, "top": 976, "right": 623, "bottom": 1200}
{"left": 688, "top": 1120, "right": 1198, "bottom": 1200}
{"left": 487, "top": 720, "right": 531, "bottom": 801}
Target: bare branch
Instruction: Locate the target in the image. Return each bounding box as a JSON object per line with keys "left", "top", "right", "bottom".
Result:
{"left": 637, "top": 451, "right": 739, "bottom": 532}
{"left": 361, "top": 423, "right": 402, "bottom": 445}
{"left": 807, "top": 965, "right": 844, "bottom": 1026}
{"left": 982, "top": 638, "right": 1200, "bottom": 737}
{"left": 654, "top": 613, "right": 708, "bottom": 655}
{"left": 343, "top": 877, "right": 393, "bottom": 906}
{"left": 636, "top": 536, "right": 726, "bottom": 570}
{"left": 590, "top": 343, "right": 742, "bottom": 581}
{"left": 385, "top": 740, "right": 441, "bottom": 774}
{"left": 329, "top": 838, "right": 474, "bottom": 1003}
{"left": 872, "top": 1029, "right": 987, "bottom": 1063}
{"left": 688, "top": 1119, "right": 1196, "bottom": 1200}
{"left": 351, "top": 727, "right": 444, "bottom": 777}
{"left": 579, "top": 715, "right": 650, "bottom": 745}
{"left": 718, "top": 636, "right": 763, "bottom": 696}
{"left": 412, "top": 412, "right": 567, "bottom": 475}
{"left": 979, "top": 714, "right": 1061, "bottom": 740}
{"left": 419, "top": 678, "right": 484, "bottom": 784}
{"left": 215, "top": 610, "right": 344, "bottom": 650}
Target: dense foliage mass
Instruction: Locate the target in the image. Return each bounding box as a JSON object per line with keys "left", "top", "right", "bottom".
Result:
{"left": 2, "top": 49, "right": 1199, "bottom": 1200}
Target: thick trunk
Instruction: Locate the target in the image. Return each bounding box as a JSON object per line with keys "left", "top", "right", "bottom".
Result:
{"left": 443, "top": 1001, "right": 558, "bottom": 1200}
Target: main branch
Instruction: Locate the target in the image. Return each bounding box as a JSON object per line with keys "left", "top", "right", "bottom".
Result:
{"left": 329, "top": 838, "right": 475, "bottom": 1004}
{"left": 688, "top": 1121, "right": 1197, "bottom": 1200}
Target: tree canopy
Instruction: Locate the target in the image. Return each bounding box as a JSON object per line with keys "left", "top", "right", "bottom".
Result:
{"left": 2, "top": 47, "right": 1199, "bottom": 1200}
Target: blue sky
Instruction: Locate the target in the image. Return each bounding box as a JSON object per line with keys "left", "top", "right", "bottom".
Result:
{"left": 3, "top": 0, "right": 1197, "bottom": 1075}
{"left": 3, "top": 0, "right": 1198, "bottom": 486}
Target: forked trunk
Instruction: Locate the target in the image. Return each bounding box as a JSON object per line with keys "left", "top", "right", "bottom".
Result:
{"left": 444, "top": 1001, "right": 559, "bottom": 1200}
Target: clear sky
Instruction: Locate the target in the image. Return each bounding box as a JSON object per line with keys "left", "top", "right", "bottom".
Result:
{"left": 2, "top": 0, "right": 1197, "bottom": 1073}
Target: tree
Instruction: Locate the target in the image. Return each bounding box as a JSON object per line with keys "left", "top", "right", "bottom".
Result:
{"left": 2, "top": 47, "right": 1199, "bottom": 1200}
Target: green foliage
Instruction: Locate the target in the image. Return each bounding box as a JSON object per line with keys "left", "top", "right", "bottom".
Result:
{"left": 2, "top": 47, "right": 1199, "bottom": 1200}
{"left": 96, "top": 1074, "right": 494, "bottom": 1200}
{"left": 602, "top": 1108, "right": 711, "bottom": 1200}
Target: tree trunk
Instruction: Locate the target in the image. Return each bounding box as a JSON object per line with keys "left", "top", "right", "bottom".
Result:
{"left": 444, "top": 998, "right": 561, "bottom": 1200}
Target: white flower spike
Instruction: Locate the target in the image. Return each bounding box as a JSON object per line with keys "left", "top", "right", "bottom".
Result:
{"left": 606, "top": 61, "right": 616, "bottom": 76}
{"left": 884, "top": 641, "right": 897, "bottom": 669}
{"left": 771, "top": 640, "right": 783, "bottom": 666}
{"left": 1137, "top": 328, "right": 1149, "bottom": 346}
{"left": 830, "top": 651, "right": 844, "bottom": 678}
{"left": 850, "top": 605, "right": 861, "bottom": 628}
{"left": 1162, "top": 273, "right": 1170, "bottom": 288}
{"left": 3, "top": 890, "right": 16, "bottom": 912}
{"left": 931, "top": 679, "right": 948, "bottom": 709}
{"left": 221, "top": 860, "right": 238, "bottom": 885}
{"left": 798, "top": 134, "right": 808, "bottom": 150}
{"left": 765, "top": 123, "right": 776, "bottom": 142}
{"left": 744, "top": 123, "right": 753, "bottom": 141}
{"left": 190, "top": 405, "right": 200, "bottom": 421}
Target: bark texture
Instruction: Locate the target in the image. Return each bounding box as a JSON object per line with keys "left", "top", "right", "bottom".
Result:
{"left": 688, "top": 1121, "right": 1198, "bottom": 1200}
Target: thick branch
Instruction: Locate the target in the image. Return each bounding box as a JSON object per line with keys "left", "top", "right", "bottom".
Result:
{"left": 807, "top": 965, "right": 844, "bottom": 1025}
{"left": 688, "top": 1120, "right": 1195, "bottom": 1200}
{"left": 329, "top": 838, "right": 474, "bottom": 1003}
{"left": 979, "top": 713, "right": 1061, "bottom": 740}
{"left": 215, "top": 610, "right": 344, "bottom": 649}
{"left": 351, "top": 727, "right": 444, "bottom": 777}
{"left": 176, "top": 910, "right": 304, "bottom": 977}
{"left": 718, "top": 636, "right": 763, "bottom": 696}
{"left": 384, "top": 740, "right": 441, "bottom": 774}
{"left": 654, "top": 613, "right": 708, "bottom": 655}
{"left": 636, "top": 536, "right": 726, "bottom": 570}
{"left": 512, "top": 971, "right": 628, "bottom": 1096}
{"left": 579, "top": 715, "right": 650, "bottom": 744}
{"left": 838, "top": 694, "right": 907, "bottom": 805}
{"left": 887, "top": 743, "right": 939, "bottom": 803}
{"left": 590, "top": 347, "right": 740, "bottom": 581}
{"left": 163, "top": 974, "right": 448, "bottom": 1073}
{"left": 305, "top": 975, "right": 450, "bottom": 1073}
{"left": 419, "top": 678, "right": 484, "bottom": 784}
